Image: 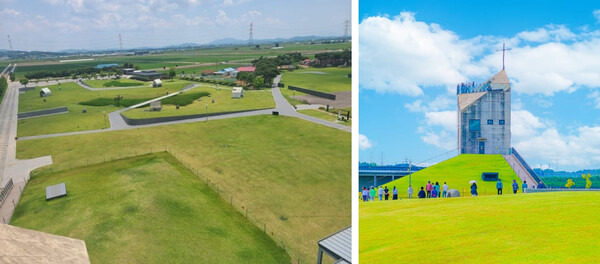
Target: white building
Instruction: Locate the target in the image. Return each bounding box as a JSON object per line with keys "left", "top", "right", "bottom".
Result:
{"left": 40, "top": 87, "right": 52, "bottom": 97}
{"left": 153, "top": 79, "right": 162, "bottom": 87}
{"left": 232, "top": 87, "right": 244, "bottom": 98}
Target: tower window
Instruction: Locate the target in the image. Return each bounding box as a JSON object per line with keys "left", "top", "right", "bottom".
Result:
{"left": 469, "top": 119, "right": 480, "bottom": 131}
{"left": 487, "top": 119, "right": 493, "bottom": 125}
{"left": 499, "top": 120, "right": 505, "bottom": 125}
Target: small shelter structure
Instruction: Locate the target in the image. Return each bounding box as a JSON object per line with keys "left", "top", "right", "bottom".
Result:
{"left": 153, "top": 79, "right": 162, "bottom": 87}
{"left": 317, "top": 226, "right": 351, "bottom": 264}
{"left": 232, "top": 87, "right": 244, "bottom": 99}
{"left": 40, "top": 87, "right": 52, "bottom": 97}
{"left": 150, "top": 101, "right": 162, "bottom": 111}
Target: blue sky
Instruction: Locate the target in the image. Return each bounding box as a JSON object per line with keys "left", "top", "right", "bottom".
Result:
{"left": 359, "top": 0, "right": 600, "bottom": 171}
{"left": 0, "top": 0, "right": 350, "bottom": 51}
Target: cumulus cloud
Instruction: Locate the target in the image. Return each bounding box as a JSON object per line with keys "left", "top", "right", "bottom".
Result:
{"left": 594, "top": 9, "right": 600, "bottom": 23}
{"left": 588, "top": 91, "right": 600, "bottom": 108}
{"left": 516, "top": 25, "right": 576, "bottom": 42}
{"left": 515, "top": 126, "right": 600, "bottom": 169}
{"left": 360, "top": 12, "right": 600, "bottom": 97}
{"left": 359, "top": 134, "right": 374, "bottom": 151}
{"left": 359, "top": 12, "right": 478, "bottom": 96}
{"left": 0, "top": 8, "right": 20, "bottom": 16}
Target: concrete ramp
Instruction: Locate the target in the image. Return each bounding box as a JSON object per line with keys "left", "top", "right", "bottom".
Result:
{"left": 504, "top": 154, "right": 538, "bottom": 188}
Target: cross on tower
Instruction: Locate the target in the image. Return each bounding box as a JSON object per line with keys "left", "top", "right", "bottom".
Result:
{"left": 497, "top": 42, "right": 511, "bottom": 70}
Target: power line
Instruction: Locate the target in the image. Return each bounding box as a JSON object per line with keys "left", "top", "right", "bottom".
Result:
{"left": 248, "top": 22, "right": 254, "bottom": 46}
{"left": 343, "top": 19, "right": 350, "bottom": 39}
{"left": 7, "top": 34, "right": 13, "bottom": 50}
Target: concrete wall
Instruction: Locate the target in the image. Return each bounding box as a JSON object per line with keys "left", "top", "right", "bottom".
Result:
{"left": 288, "top": 85, "right": 336, "bottom": 100}
{"left": 120, "top": 108, "right": 272, "bottom": 126}
{"left": 17, "top": 106, "right": 68, "bottom": 119}
{"left": 18, "top": 87, "right": 34, "bottom": 92}
{"left": 459, "top": 89, "right": 511, "bottom": 155}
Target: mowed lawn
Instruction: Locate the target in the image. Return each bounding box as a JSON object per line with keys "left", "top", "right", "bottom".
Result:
{"left": 280, "top": 67, "right": 351, "bottom": 104}
{"left": 122, "top": 85, "right": 274, "bottom": 119}
{"left": 297, "top": 109, "right": 351, "bottom": 126}
{"left": 17, "top": 81, "right": 190, "bottom": 137}
{"left": 360, "top": 192, "right": 600, "bottom": 263}
{"left": 84, "top": 79, "right": 150, "bottom": 88}
{"left": 374, "top": 154, "right": 521, "bottom": 198}
{"left": 11, "top": 152, "right": 289, "bottom": 263}
{"left": 16, "top": 115, "right": 351, "bottom": 263}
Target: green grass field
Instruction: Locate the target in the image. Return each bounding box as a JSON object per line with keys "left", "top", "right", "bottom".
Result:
{"left": 281, "top": 66, "right": 351, "bottom": 92}
{"left": 121, "top": 86, "right": 274, "bottom": 119}
{"left": 360, "top": 191, "right": 600, "bottom": 263}
{"left": 16, "top": 115, "right": 351, "bottom": 263}
{"left": 11, "top": 152, "right": 290, "bottom": 263}
{"left": 297, "top": 109, "right": 351, "bottom": 126}
{"left": 371, "top": 154, "right": 521, "bottom": 198}
{"left": 17, "top": 81, "right": 191, "bottom": 137}
{"left": 280, "top": 67, "right": 351, "bottom": 105}
{"left": 13, "top": 42, "right": 351, "bottom": 79}
{"left": 84, "top": 79, "right": 149, "bottom": 88}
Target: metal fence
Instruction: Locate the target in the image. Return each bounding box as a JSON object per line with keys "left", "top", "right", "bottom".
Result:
{"left": 0, "top": 178, "right": 14, "bottom": 207}
{"left": 525, "top": 188, "right": 600, "bottom": 193}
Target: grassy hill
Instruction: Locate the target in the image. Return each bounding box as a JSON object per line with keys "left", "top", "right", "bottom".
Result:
{"left": 360, "top": 191, "right": 600, "bottom": 263}
{"left": 16, "top": 115, "right": 350, "bottom": 263}
{"left": 11, "top": 152, "right": 290, "bottom": 263}
{"left": 367, "top": 154, "right": 522, "bottom": 198}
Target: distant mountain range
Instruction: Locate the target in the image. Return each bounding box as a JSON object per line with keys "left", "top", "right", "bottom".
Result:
{"left": 0, "top": 35, "right": 348, "bottom": 56}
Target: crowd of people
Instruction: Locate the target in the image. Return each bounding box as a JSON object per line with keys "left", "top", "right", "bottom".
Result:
{"left": 361, "top": 179, "right": 535, "bottom": 201}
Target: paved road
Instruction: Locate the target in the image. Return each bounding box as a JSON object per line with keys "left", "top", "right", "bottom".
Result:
{"left": 0, "top": 80, "right": 52, "bottom": 223}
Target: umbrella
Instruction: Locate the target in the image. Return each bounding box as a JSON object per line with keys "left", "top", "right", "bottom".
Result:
{"left": 469, "top": 180, "right": 477, "bottom": 184}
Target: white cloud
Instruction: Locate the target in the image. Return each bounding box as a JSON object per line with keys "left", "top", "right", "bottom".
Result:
{"left": 424, "top": 111, "right": 456, "bottom": 132}
{"left": 359, "top": 12, "right": 478, "bottom": 96}
{"left": 421, "top": 130, "right": 456, "bottom": 150}
{"left": 359, "top": 134, "right": 374, "bottom": 151}
{"left": 594, "top": 10, "right": 600, "bottom": 23}
{"left": 511, "top": 110, "right": 546, "bottom": 142}
{"left": 0, "top": 8, "right": 20, "bottom": 16}
{"left": 517, "top": 25, "right": 576, "bottom": 42}
{"left": 216, "top": 9, "right": 231, "bottom": 25}
{"left": 223, "top": 0, "right": 233, "bottom": 6}
{"left": 515, "top": 127, "right": 600, "bottom": 169}
{"left": 588, "top": 91, "right": 600, "bottom": 109}
{"left": 361, "top": 12, "right": 600, "bottom": 97}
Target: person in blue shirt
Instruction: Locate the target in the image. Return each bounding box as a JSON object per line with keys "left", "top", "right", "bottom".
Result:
{"left": 471, "top": 182, "right": 478, "bottom": 197}
{"left": 418, "top": 187, "right": 426, "bottom": 199}
{"left": 434, "top": 182, "right": 441, "bottom": 198}
{"left": 522, "top": 181, "right": 528, "bottom": 193}
{"left": 512, "top": 180, "right": 519, "bottom": 194}
{"left": 496, "top": 179, "right": 503, "bottom": 195}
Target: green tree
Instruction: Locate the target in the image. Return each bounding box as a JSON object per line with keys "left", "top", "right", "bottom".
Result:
{"left": 168, "top": 66, "right": 176, "bottom": 81}
{"left": 565, "top": 179, "right": 575, "bottom": 189}
{"left": 19, "top": 78, "right": 29, "bottom": 87}
{"left": 253, "top": 75, "right": 264, "bottom": 89}
{"left": 236, "top": 71, "right": 254, "bottom": 85}
{"left": 254, "top": 58, "right": 279, "bottom": 85}
{"left": 9, "top": 72, "right": 15, "bottom": 82}
{"left": 582, "top": 173, "right": 592, "bottom": 189}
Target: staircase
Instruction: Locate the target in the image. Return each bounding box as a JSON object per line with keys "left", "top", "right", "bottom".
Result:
{"left": 504, "top": 148, "right": 543, "bottom": 189}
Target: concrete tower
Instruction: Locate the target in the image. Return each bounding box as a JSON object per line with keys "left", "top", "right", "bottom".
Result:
{"left": 457, "top": 69, "right": 511, "bottom": 154}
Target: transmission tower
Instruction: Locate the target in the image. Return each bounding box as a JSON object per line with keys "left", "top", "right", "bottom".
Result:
{"left": 248, "top": 22, "right": 254, "bottom": 46}
{"left": 343, "top": 19, "right": 350, "bottom": 39}
{"left": 7, "top": 34, "right": 13, "bottom": 50}
{"left": 119, "top": 33, "right": 123, "bottom": 51}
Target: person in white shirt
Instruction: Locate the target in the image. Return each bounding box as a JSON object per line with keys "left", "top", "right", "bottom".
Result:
{"left": 407, "top": 185, "right": 414, "bottom": 199}
{"left": 442, "top": 182, "right": 448, "bottom": 197}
